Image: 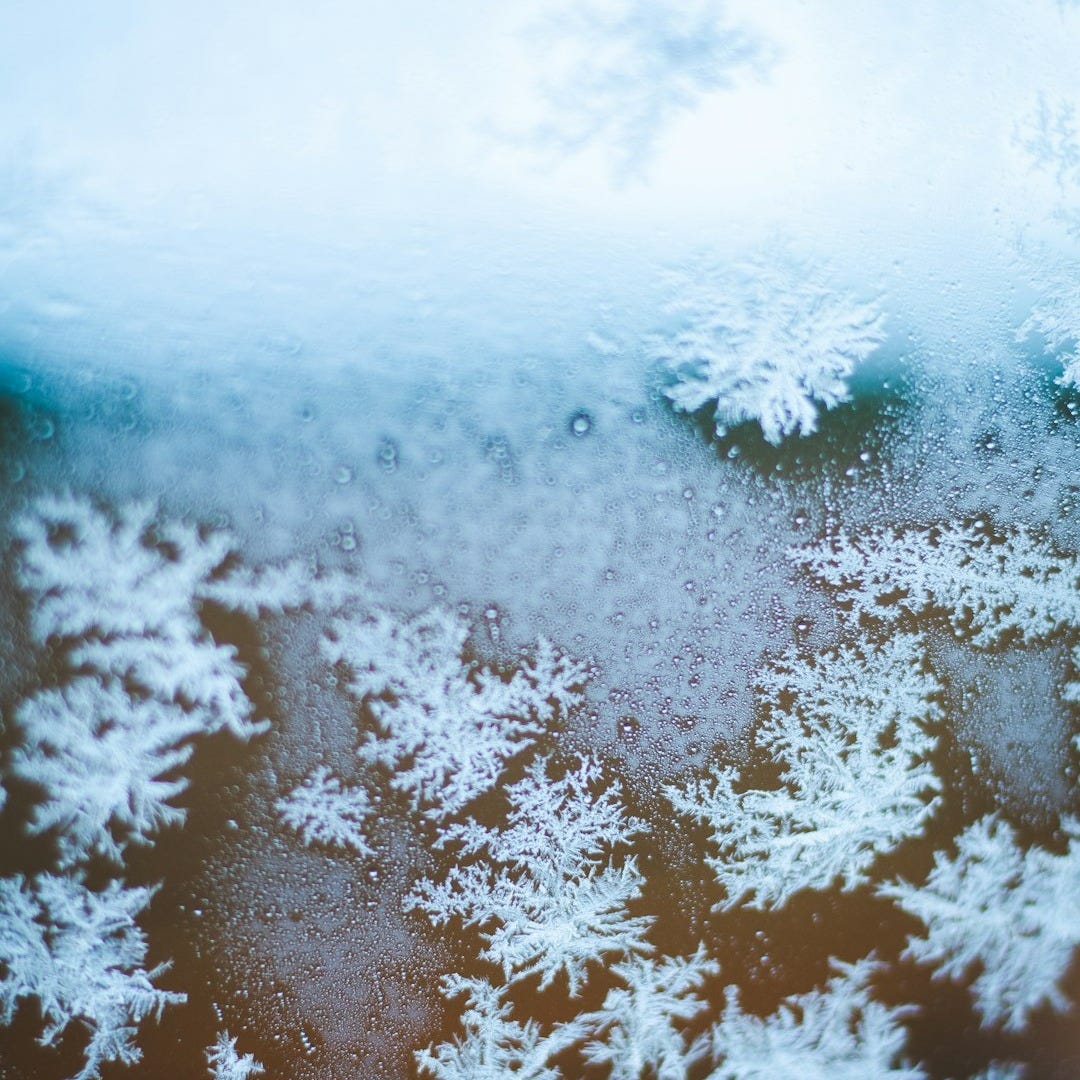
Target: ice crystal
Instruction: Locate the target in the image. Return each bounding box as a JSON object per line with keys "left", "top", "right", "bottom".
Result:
{"left": 206, "top": 1031, "right": 264, "bottom": 1079}
{"left": 580, "top": 945, "right": 718, "bottom": 1079}
{"left": 655, "top": 256, "right": 885, "bottom": 445}
{"left": 1019, "top": 278, "right": 1080, "bottom": 388}
{"left": 1015, "top": 94, "right": 1080, "bottom": 190}
{"left": 796, "top": 523, "right": 1080, "bottom": 647}
{"left": 0, "top": 873, "right": 184, "bottom": 1080}
{"left": 880, "top": 814, "right": 1080, "bottom": 1032}
{"left": 705, "top": 957, "right": 923, "bottom": 1079}
{"left": 416, "top": 975, "right": 586, "bottom": 1080}
{"left": 14, "top": 494, "right": 264, "bottom": 739}
{"left": 323, "top": 607, "right": 586, "bottom": 819}
{"left": 12, "top": 680, "right": 196, "bottom": 866}
{"left": 411, "top": 756, "right": 652, "bottom": 994}
{"left": 530, "top": 0, "right": 766, "bottom": 178}
{"left": 667, "top": 636, "right": 942, "bottom": 911}
{"left": 201, "top": 559, "right": 365, "bottom": 617}
{"left": 276, "top": 765, "right": 374, "bottom": 856}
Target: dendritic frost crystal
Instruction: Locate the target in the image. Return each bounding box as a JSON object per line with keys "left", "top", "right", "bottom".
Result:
{"left": 655, "top": 256, "right": 885, "bottom": 445}
{"left": 881, "top": 815, "right": 1080, "bottom": 1032}
{"left": 796, "top": 522, "right": 1080, "bottom": 646}
{"left": 667, "top": 636, "right": 942, "bottom": 910}
{"left": 323, "top": 608, "right": 586, "bottom": 819}
{"left": 0, "top": 874, "right": 184, "bottom": 1080}
{"left": 706, "top": 957, "right": 923, "bottom": 1079}
{"left": 411, "top": 756, "right": 652, "bottom": 994}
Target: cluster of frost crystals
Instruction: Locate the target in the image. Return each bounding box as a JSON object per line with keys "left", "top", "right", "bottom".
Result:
{"left": 416, "top": 975, "right": 587, "bottom": 1080}
{"left": 411, "top": 756, "right": 651, "bottom": 994}
{"left": 654, "top": 256, "right": 885, "bottom": 445}
{"left": 1019, "top": 276, "right": 1080, "bottom": 388}
{"left": 667, "top": 636, "right": 942, "bottom": 911}
{"left": 275, "top": 765, "right": 373, "bottom": 856}
{"left": 206, "top": 1031, "right": 264, "bottom": 1079}
{"left": 796, "top": 522, "right": 1080, "bottom": 647}
{"left": 880, "top": 815, "right": 1080, "bottom": 1032}
{"left": 0, "top": 874, "right": 185, "bottom": 1080}
{"left": 12, "top": 681, "right": 196, "bottom": 866}
{"left": 14, "top": 495, "right": 262, "bottom": 739}
{"left": 323, "top": 608, "right": 586, "bottom": 819}
{"left": 10, "top": 496, "right": 266, "bottom": 865}
{"left": 580, "top": 945, "right": 718, "bottom": 1079}
{"left": 530, "top": 0, "right": 765, "bottom": 178}
{"left": 705, "top": 957, "right": 923, "bottom": 1079}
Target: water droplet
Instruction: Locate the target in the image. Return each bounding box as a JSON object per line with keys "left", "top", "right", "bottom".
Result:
{"left": 570, "top": 411, "right": 593, "bottom": 437}
{"left": 377, "top": 438, "right": 399, "bottom": 470}
{"left": 335, "top": 465, "right": 353, "bottom": 485}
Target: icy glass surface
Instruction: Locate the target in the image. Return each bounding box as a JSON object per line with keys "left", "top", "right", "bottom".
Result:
{"left": 1, "top": 2, "right": 1080, "bottom": 1078}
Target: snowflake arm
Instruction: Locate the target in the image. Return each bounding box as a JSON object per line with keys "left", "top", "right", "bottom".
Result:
{"left": 12, "top": 680, "right": 197, "bottom": 866}
{"left": 411, "top": 757, "right": 652, "bottom": 994}
{"left": 795, "top": 523, "right": 1080, "bottom": 647}
{"left": 416, "top": 975, "right": 587, "bottom": 1080}
{"left": 0, "top": 874, "right": 185, "bottom": 1080}
{"left": 13, "top": 494, "right": 264, "bottom": 739}
{"left": 323, "top": 609, "right": 585, "bottom": 818}
{"left": 706, "top": 957, "right": 923, "bottom": 1079}
{"left": 580, "top": 944, "right": 719, "bottom": 1080}
{"left": 667, "top": 636, "right": 941, "bottom": 910}
{"left": 879, "top": 815, "right": 1080, "bottom": 1032}
{"left": 206, "top": 1031, "right": 265, "bottom": 1079}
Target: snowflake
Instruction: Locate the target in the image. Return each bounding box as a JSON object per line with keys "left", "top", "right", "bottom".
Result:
{"left": 879, "top": 814, "right": 1080, "bottom": 1032}
{"left": 0, "top": 873, "right": 184, "bottom": 1080}
{"left": 1019, "top": 277, "right": 1080, "bottom": 389}
{"left": 416, "top": 975, "right": 587, "bottom": 1080}
{"left": 206, "top": 1031, "right": 264, "bottom": 1079}
{"left": 705, "top": 956, "right": 923, "bottom": 1079}
{"left": 580, "top": 945, "right": 719, "bottom": 1079}
{"left": 654, "top": 255, "right": 885, "bottom": 445}
{"left": 411, "top": 756, "right": 652, "bottom": 994}
{"left": 795, "top": 522, "right": 1080, "bottom": 647}
{"left": 323, "top": 607, "right": 586, "bottom": 819}
{"left": 528, "top": 0, "right": 767, "bottom": 178}
{"left": 667, "top": 636, "right": 942, "bottom": 911}
{"left": 276, "top": 765, "right": 374, "bottom": 856}
{"left": 12, "top": 680, "right": 198, "bottom": 866}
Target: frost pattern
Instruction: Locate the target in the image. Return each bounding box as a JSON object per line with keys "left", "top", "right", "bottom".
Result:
{"left": 206, "top": 1031, "right": 265, "bottom": 1079}
{"left": 10, "top": 496, "right": 266, "bottom": 865}
{"left": 1016, "top": 94, "right": 1080, "bottom": 189}
{"left": 580, "top": 945, "right": 718, "bottom": 1079}
{"left": 14, "top": 494, "right": 264, "bottom": 740}
{"left": 654, "top": 256, "right": 885, "bottom": 445}
{"left": 276, "top": 765, "right": 374, "bottom": 856}
{"left": 411, "top": 756, "right": 652, "bottom": 994}
{"left": 416, "top": 975, "right": 586, "bottom": 1080}
{"left": 12, "top": 680, "right": 196, "bottom": 866}
{"left": 796, "top": 523, "right": 1080, "bottom": 646}
{"left": 705, "top": 957, "right": 923, "bottom": 1079}
{"left": 528, "top": 0, "right": 766, "bottom": 179}
{"left": 879, "top": 815, "right": 1080, "bottom": 1032}
{"left": 0, "top": 874, "right": 184, "bottom": 1080}
{"left": 668, "top": 636, "right": 941, "bottom": 911}
{"left": 1019, "top": 277, "right": 1080, "bottom": 389}
{"left": 323, "top": 608, "right": 586, "bottom": 819}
